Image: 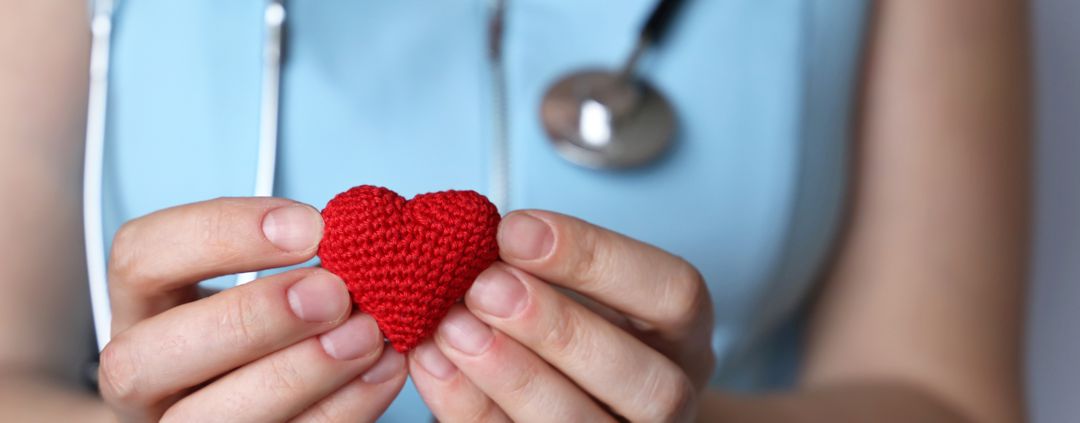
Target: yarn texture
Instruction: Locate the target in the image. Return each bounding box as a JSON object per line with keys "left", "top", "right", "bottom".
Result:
{"left": 318, "top": 185, "right": 501, "bottom": 352}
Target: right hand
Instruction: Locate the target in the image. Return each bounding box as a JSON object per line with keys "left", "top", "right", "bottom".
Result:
{"left": 97, "top": 197, "right": 407, "bottom": 422}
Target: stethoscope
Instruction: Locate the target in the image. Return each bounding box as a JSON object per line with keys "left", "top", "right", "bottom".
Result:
{"left": 83, "top": 0, "right": 687, "bottom": 351}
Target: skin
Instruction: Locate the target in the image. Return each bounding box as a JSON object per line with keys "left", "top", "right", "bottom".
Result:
{"left": 97, "top": 198, "right": 409, "bottom": 422}
{"left": 0, "top": 0, "right": 1029, "bottom": 422}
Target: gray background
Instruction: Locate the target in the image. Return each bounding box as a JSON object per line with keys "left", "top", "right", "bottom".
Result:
{"left": 1029, "top": 0, "right": 1079, "bottom": 421}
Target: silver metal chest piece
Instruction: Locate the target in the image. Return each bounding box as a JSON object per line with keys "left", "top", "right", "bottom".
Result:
{"left": 541, "top": 70, "right": 675, "bottom": 169}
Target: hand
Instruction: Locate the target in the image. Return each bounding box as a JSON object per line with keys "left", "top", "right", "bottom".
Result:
{"left": 97, "top": 198, "right": 407, "bottom": 422}
{"left": 408, "top": 210, "right": 715, "bottom": 422}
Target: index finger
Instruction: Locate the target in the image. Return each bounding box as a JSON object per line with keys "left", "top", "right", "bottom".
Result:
{"left": 496, "top": 210, "right": 712, "bottom": 340}
{"left": 108, "top": 197, "right": 324, "bottom": 333}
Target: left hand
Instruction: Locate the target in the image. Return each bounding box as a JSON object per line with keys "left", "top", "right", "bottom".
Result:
{"left": 408, "top": 210, "right": 716, "bottom": 423}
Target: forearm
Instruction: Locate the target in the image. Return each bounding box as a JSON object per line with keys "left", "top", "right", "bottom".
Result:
{"left": 0, "top": 0, "right": 94, "bottom": 380}
{"left": 793, "top": 1, "right": 1029, "bottom": 422}
{"left": 0, "top": 371, "right": 112, "bottom": 422}
{"left": 699, "top": 385, "right": 970, "bottom": 423}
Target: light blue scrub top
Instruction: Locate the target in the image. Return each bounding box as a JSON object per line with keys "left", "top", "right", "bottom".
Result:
{"left": 102, "top": 1, "right": 869, "bottom": 420}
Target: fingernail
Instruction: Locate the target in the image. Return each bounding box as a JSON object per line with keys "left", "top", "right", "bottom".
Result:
{"left": 413, "top": 342, "right": 457, "bottom": 380}
{"left": 287, "top": 272, "right": 349, "bottom": 323}
{"left": 439, "top": 308, "right": 494, "bottom": 356}
{"left": 361, "top": 349, "right": 405, "bottom": 384}
{"left": 319, "top": 314, "right": 381, "bottom": 361}
{"left": 499, "top": 213, "right": 554, "bottom": 261}
{"left": 468, "top": 266, "right": 527, "bottom": 318}
{"left": 263, "top": 204, "right": 324, "bottom": 252}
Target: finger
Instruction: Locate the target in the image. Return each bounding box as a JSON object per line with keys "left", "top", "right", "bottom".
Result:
{"left": 409, "top": 341, "right": 511, "bottom": 423}
{"left": 163, "top": 314, "right": 394, "bottom": 422}
{"left": 432, "top": 306, "right": 614, "bottom": 423}
{"left": 465, "top": 264, "right": 701, "bottom": 421}
{"left": 291, "top": 349, "right": 408, "bottom": 423}
{"left": 496, "top": 211, "right": 713, "bottom": 347}
{"left": 98, "top": 268, "right": 350, "bottom": 419}
{"left": 108, "top": 197, "right": 323, "bottom": 332}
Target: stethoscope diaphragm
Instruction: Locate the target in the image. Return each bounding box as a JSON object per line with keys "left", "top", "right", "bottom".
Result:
{"left": 540, "top": 69, "right": 676, "bottom": 169}
{"left": 538, "top": 0, "right": 687, "bottom": 169}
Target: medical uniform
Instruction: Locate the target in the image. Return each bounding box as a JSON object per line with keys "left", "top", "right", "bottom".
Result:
{"left": 102, "top": 1, "right": 870, "bottom": 420}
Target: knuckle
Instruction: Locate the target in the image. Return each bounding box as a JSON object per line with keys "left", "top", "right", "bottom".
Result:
{"left": 263, "top": 355, "right": 306, "bottom": 402}
{"left": 107, "top": 221, "right": 147, "bottom": 288}
{"left": 218, "top": 288, "right": 272, "bottom": 350}
{"left": 303, "top": 406, "right": 339, "bottom": 423}
{"left": 500, "top": 356, "right": 541, "bottom": 400}
{"left": 657, "top": 259, "right": 708, "bottom": 331}
{"left": 195, "top": 199, "right": 244, "bottom": 254}
{"left": 639, "top": 367, "right": 695, "bottom": 423}
{"left": 98, "top": 339, "right": 149, "bottom": 408}
{"left": 465, "top": 398, "right": 507, "bottom": 423}
{"left": 567, "top": 228, "right": 611, "bottom": 289}
{"left": 538, "top": 304, "right": 584, "bottom": 357}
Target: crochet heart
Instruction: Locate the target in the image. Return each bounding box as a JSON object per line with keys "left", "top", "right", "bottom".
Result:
{"left": 317, "top": 185, "right": 501, "bottom": 352}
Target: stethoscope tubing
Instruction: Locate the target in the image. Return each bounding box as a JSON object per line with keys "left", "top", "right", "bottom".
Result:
{"left": 83, "top": 0, "right": 287, "bottom": 351}
{"left": 236, "top": 0, "right": 287, "bottom": 286}
{"left": 85, "top": 0, "right": 116, "bottom": 352}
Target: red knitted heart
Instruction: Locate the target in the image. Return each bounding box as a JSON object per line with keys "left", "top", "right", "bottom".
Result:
{"left": 317, "top": 185, "right": 501, "bottom": 352}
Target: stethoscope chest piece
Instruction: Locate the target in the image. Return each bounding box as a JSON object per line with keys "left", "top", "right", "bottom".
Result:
{"left": 541, "top": 70, "right": 676, "bottom": 169}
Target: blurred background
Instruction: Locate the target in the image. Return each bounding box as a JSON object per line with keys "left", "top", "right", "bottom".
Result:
{"left": 1029, "top": 0, "right": 1080, "bottom": 421}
